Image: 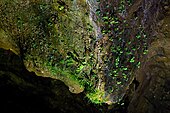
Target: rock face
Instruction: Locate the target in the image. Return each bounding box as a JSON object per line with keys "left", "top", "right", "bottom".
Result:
{"left": 0, "top": 48, "right": 102, "bottom": 113}
{"left": 0, "top": 0, "right": 92, "bottom": 94}
{"left": 128, "top": 39, "right": 170, "bottom": 113}
{"left": 0, "top": 0, "right": 170, "bottom": 107}
{"left": 127, "top": 0, "right": 170, "bottom": 112}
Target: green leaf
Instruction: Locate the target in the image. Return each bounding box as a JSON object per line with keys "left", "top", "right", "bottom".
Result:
{"left": 130, "top": 57, "right": 135, "bottom": 63}
{"left": 123, "top": 67, "right": 128, "bottom": 70}
{"left": 136, "top": 35, "right": 141, "bottom": 39}
{"left": 117, "top": 81, "right": 121, "bottom": 85}
{"left": 79, "top": 65, "right": 84, "bottom": 70}
{"left": 143, "top": 50, "right": 148, "bottom": 54}
{"left": 103, "top": 16, "right": 109, "bottom": 20}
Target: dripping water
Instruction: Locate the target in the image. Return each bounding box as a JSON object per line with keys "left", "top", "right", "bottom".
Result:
{"left": 86, "top": 0, "right": 103, "bottom": 40}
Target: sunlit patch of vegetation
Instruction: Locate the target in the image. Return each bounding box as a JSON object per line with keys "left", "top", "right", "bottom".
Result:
{"left": 86, "top": 89, "right": 106, "bottom": 104}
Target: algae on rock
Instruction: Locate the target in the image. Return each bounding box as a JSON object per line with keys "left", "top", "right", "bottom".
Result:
{"left": 0, "top": 0, "right": 94, "bottom": 94}
{"left": 0, "top": 0, "right": 155, "bottom": 105}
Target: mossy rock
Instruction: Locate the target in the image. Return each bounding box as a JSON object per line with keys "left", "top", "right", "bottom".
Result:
{"left": 0, "top": 0, "right": 94, "bottom": 94}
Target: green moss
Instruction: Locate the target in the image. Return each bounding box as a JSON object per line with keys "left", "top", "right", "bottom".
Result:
{"left": 86, "top": 89, "right": 106, "bottom": 104}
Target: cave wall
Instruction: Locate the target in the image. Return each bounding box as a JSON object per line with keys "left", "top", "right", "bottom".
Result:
{"left": 127, "top": 0, "right": 170, "bottom": 112}
{"left": 0, "top": 0, "right": 170, "bottom": 109}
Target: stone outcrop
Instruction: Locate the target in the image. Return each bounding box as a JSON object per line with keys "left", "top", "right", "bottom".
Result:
{"left": 0, "top": 48, "right": 101, "bottom": 113}
{"left": 0, "top": 0, "right": 170, "bottom": 108}
{"left": 127, "top": 0, "right": 170, "bottom": 112}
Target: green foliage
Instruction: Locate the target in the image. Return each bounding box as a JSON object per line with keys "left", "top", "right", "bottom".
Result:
{"left": 90, "top": 0, "right": 150, "bottom": 104}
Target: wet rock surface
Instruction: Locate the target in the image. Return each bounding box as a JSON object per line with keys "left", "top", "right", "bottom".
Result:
{"left": 0, "top": 0, "right": 170, "bottom": 112}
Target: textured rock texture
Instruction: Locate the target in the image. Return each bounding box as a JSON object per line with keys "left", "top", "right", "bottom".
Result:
{"left": 0, "top": 48, "right": 102, "bottom": 113}
{"left": 0, "top": 0, "right": 92, "bottom": 94}
{"left": 0, "top": 0, "right": 170, "bottom": 107}
{"left": 127, "top": 0, "right": 170, "bottom": 112}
